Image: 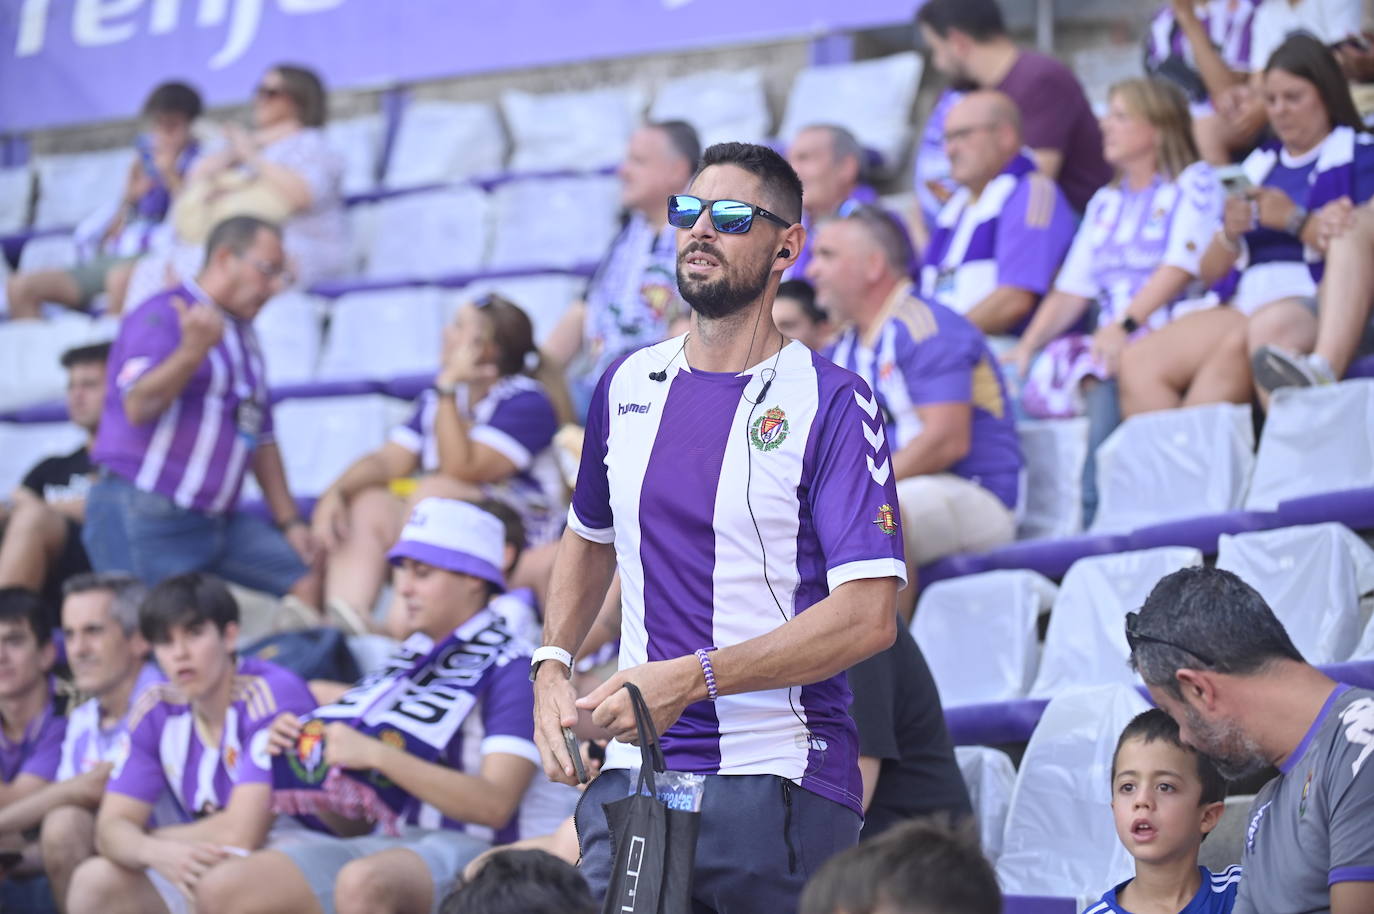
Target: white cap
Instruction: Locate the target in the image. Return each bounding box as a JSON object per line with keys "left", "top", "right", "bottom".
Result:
{"left": 386, "top": 498, "right": 506, "bottom": 591}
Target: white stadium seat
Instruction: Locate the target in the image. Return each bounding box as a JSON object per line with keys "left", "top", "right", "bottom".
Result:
{"left": 777, "top": 52, "right": 923, "bottom": 170}
{"left": 650, "top": 69, "right": 771, "bottom": 148}
{"left": 0, "top": 166, "right": 32, "bottom": 234}
{"left": 1216, "top": 523, "right": 1374, "bottom": 664}
{"left": 450, "top": 273, "right": 585, "bottom": 346}
{"left": 502, "top": 86, "right": 645, "bottom": 173}
{"left": 955, "top": 746, "right": 1017, "bottom": 864}
{"left": 316, "top": 287, "right": 449, "bottom": 382}
{"left": 1092, "top": 403, "right": 1255, "bottom": 534}
{"left": 1031, "top": 546, "right": 1203, "bottom": 699}
{"left": 997, "top": 684, "right": 1149, "bottom": 899}
{"left": 325, "top": 114, "right": 385, "bottom": 196}
{"left": 16, "top": 233, "right": 78, "bottom": 274}
{"left": 1246, "top": 380, "right": 1374, "bottom": 510}
{"left": 1017, "top": 418, "right": 1089, "bottom": 540}
{"left": 0, "top": 314, "right": 116, "bottom": 411}
{"left": 383, "top": 101, "right": 506, "bottom": 189}
{"left": 32, "top": 148, "right": 134, "bottom": 229}
{"left": 253, "top": 290, "right": 325, "bottom": 386}
{"left": 0, "top": 421, "right": 88, "bottom": 496}
{"left": 362, "top": 186, "right": 490, "bottom": 281}
{"left": 1355, "top": 610, "right": 1374, "bottom": 662}
{"left": 487, "top": 175, "right": 621, "bottom": 271}
{"left": 251, "top": 394, "right": 405, "bottom": 497}
{"left": 911, "top": 570, "right": 1055, "bottom": 707}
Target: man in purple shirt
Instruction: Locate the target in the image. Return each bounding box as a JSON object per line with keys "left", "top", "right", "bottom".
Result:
{"left": 916, "top": 0, "right": 1111, "bottom": 212}
{"left": 66, "top": 572, "right": 315, "bottom": 914}
{"left": 0, "top": 573, "right": 163, "bottom": 911}
{"left": 786, "top": 123, "right": 881, "bottom": 279}
{"left": 812, "top": 206, "right": 1022, "bottom": 618}
{"left": 82, "top": 215, "right": 320, "bottom": 608}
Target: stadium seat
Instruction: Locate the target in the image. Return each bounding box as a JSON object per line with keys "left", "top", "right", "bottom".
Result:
{"left": 955, "top": 746, "right": 1017, "bottom": 864}
{"left": 777, "top": 52, "right": 923, "bottom": 170}
{"left": 0, "top": 166, "right": 31, "bottom": 234}
{"left": 996, "top": 684, "right": 1149, "bottom": 899}
{"left": 1275, "top": 486, "right": 1374, "bottom": 532}
{"left": 316, "top": 287, "right": 450, "bottom": 381}
{"left": 0, "top": 420, "right": 87, "bottom": 495}
{"left": 383, "top": 101, "right": 506, "bottom": 189}
{"left": 1017, "top": 418, "right": 1088, "bottom": 540}
{"left": 980, "top": 532, "right": 1129, "bottom": 580}
{"left": 1198, "top": 795, "right": 1254, "bottom": 873}
{"left": 0, "top": 314, "right": 115, "bottom": 411}
{"left": 449, "top": 273, "right": 585, "bottom": 345}
{"left": 912, "top": 570, "right": 1055, "bottom": 707}
{"left": 1030, "top": 546, "right": 1203, "bottom": 698}
{"left": 1354, "top": 611, "right": 1374, "bottom": 661}
{"left": 487, "top": 175, "right": 621, "bottom": 270}
{"left": 325, "top": 114, "right": 385, "bottom": 196}
{"left": 649, "top": 69, "right": 771, "bottom": 148}
{"left": 361, "top": 186, "right": 490, "bottom": 280}
{"left": 32, "top": 148, "right": 134, "bottom": 229}
{"left": 502, "top": 86, "right": 645, "bottom": 173}
{"left": 1246, "top": 380, "right": 1374, "bottom": 511}
{"left": 253, "top": 290, "right": 325, "bottom": 386}
{"left": 243, "top": 393, "right": 408, "bottom": 498}
{"left": 16, "top": 233, "right": 78, "bottom": 274}
{"left": 1215, "top": 523, "right": 1374, "bottom": 664}
{"left": 1123, "top": 508, "right": 1279, "bottom": 554}
{"left": 1091, "top": 403, "right": 1254, "bottom": 535}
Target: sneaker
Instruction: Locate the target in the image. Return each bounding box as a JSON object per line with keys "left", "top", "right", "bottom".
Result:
{"left": 1252, "top": 346, "right": 1336, "bottom": 393}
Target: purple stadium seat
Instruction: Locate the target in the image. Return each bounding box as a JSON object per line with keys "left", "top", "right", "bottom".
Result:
{"left": 917, "top": 552, "right": 995, "bottom": 587}
{"left": 1123, "top": 509, "right": 1280, "bottom": 553}
{"left": 979, "top": 533, "right": 1129, "bottom": 579}
{"left": 1003, "top": 897, "right": 1077, "bottom": 914}
{"left": 268, "top": 379, "right": 384, "bottom": 404}
{"left": 1276, "top": 487, "right": 1374, "bottom": 531}
{"left": 0, "top": 399, "right": 68, "bottom": 423}
{"left": 1345, "top": 354, "right": 1374, "bottom": 380}
{"left": 382, "top": 374, "right": 432, "bottom": 402}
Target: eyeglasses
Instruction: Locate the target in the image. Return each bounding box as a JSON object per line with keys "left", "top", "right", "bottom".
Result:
{"left": 255, "top": 84, "right": 286, "bottom": 100}
{"left": 667, "top": 194, "right": 792, "bottom": 234}
{"left": 247, "top": 258, "right": 292, "bottom": 284}
{"left": 1124, "top": 611, "right": 1217, "bottom": 667}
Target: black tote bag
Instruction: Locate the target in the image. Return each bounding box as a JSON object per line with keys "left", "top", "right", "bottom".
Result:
{"left": 599, "top": 683, "right": 701, "bottom": 914}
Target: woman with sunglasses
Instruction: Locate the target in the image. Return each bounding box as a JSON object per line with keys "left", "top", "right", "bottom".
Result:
{"left": 311, "top": 295, "right": 570, "bottom": 634}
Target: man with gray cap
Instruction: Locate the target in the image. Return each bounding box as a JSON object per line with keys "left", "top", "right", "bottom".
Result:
{"left": 196, "top": 498, "right": 561, "bottom": 914}
{"left": 1127, "top": 566, "right": 1374, "bottom": 914}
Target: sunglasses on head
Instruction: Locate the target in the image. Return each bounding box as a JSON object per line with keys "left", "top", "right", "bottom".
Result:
{"left": 1124, "top": 611, "right": 1217, "bottom": 667}
{"left": 667, "top": 194, "right": 792, "bottom": 234}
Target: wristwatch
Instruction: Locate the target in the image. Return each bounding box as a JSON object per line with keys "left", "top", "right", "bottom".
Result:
{"left": 529, "top": 645, "right": 574, "bottom": 682}
{"left": 433, "top": 382, "right": 458, "bottom": 398}
{"left": 1119, "top": 315, "right": 1140, "bottom": 334}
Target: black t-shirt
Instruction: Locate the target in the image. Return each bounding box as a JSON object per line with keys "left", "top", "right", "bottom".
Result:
{"left": 21, "top": 446, "right": 93, "bottom": 504}
{"left": 848, "top": 622, "right": 971, "bottom": 839}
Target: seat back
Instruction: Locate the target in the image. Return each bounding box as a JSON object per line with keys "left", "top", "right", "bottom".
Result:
{"left": 777, "top": 52, "right": 923, "bottom": 170}
{"left": 954, "top": 745, "right": 1017, "bottom": 864}
{"left": 316, "top": 288, "right": 449, "bottom": 382}
{"left": 33, "top": 149, "right": 134, "bottom": 228}
{"left": 1246, "top": 380, "right": 1374, "bottom": 510}
{"left": 502, "top": 86, "right": 644, "bottom": 173}
{"left": 650, "top": 69, "right": 770, "bottom": 148}
{"left": 1017, "top": 418, "right": 1088, "bottom": 540}
{"left": 0, "top": 167, "right": 32, "bottom": 234}
{"left": 363, "top": 187, "right": 490, "bottom": 280}
{"left": 326, "top": 114, "right": 385, "bottom": 195}
{"left": 487, "top": 175, "right": 621, "bottom": 270}
{"left": 384, "top": 101, "right": 505, "bottom": 189}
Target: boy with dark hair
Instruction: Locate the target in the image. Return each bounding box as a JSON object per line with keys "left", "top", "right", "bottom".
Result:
{"left": 65, "top": 572, "right": 315, "bottom": 914}
{"left": 439, "top": 848, "right": 594, "bottom": 914}
{"left": 1085, "top": 708, "right": 1240, "bottom": 914}
{"left": 799, "top": 818, "right": 1001, "bottom": 914}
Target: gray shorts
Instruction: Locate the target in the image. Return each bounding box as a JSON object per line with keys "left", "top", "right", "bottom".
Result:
{"left": 274, "top": 826, "right": 490, "bottom": 914}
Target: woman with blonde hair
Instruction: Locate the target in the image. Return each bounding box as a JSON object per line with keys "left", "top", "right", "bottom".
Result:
{"left": 1006, "top": 77, "right": 1223, "bottom": 524}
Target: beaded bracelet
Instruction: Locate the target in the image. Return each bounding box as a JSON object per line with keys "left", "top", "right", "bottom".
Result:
{"left": 694, "top": 648, "right": 719, "bottom": 701}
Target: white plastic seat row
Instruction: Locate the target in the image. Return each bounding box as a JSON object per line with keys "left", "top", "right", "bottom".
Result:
{"left": 0, "top": 314, "right": 118, "bottom": 412}
{"left": 0, "top": 421, "right": 88, "bottom": 497}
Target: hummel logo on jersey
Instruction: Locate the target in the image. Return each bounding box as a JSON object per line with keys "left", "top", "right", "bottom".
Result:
{"left": 618, "top": 402, "right": 651, "bottom": 415}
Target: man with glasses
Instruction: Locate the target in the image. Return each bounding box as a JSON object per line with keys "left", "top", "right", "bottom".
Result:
{"left": 920, "top": 91, "right": 1075, "bottom": 340}
{"left": 82, "top": 216, "right": 321, "bottom": 610}
{"left": 1127, "top": 566, "right": 1374, "bottom": 914}
{"left": 533, "top": 142, "right": 905, "bottom": 912}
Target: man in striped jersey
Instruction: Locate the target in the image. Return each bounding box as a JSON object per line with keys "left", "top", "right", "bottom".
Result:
{"left": 534, "top": 142, "right": 905, "bottom": 912}
{"left": 82, "top": 216, "right": 320, "bottom": 608}
{"left": 811, "top": 205, "right": 1022, "bottom": 617}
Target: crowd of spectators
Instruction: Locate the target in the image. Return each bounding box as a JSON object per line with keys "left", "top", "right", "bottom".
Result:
{"left": 2, "top": 0, "right": 1374, "bottom": 911}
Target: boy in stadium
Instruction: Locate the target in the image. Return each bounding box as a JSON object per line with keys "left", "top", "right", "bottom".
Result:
{"left": 65, "top": 573, "right": 316, "bottom": 914}
{"left": 1085, "top": 709, "right": 1241, "bottom": 914}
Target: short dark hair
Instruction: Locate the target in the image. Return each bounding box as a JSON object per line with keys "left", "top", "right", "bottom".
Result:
{"left": 1113, "top": 709, "right": 1228, "bottom": 807}
{"left": 204, "top": 215, "right": 281, "bottom": 265}
{"left": 0, "top": 588, "right": 53, "bottom": 647}
{"left": 439, "top": 849, "right": 594, "bottom": 914}
{"left": 140, "top": 572, "right": 239, "bottom": 644}
{"left": 1129, "top": 567, "right": 1304, "bottom": 700}
{"left": 838, "top": 203, "right": 917, "bottom": 276}
{"left": 799, "top": 818, "right": 1001, "bottom": 914}
{"left": 142, "top": 81, "right": 203, "bottom": 122}
{"left": 63, "top": 571, "right": 148, "bottom": 637}
{"left": 1266, "top": 33, "right": 1365, "bottom": 133}
{"left": 777, "top": 279, "right": 827, "bottom": 324}
{"left": 697, "top": 142, "right": 805, "bottom": 224}
{"left": 271, "top": 64, "right": 329, "bottom": 127}
{"left": 916, "top": 0, "right": 1007, "bottom": 41}
{"left": 650, "top": 120, "right": 701, "bottom": 172}
{"left": 60, "top": 341, "right": 111, "bottom": 370}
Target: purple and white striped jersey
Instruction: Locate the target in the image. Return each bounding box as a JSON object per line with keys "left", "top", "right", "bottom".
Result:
{"left": 388, "top": 378, "right": 564, "bottom": 545}
{"left": 1054, "top": 161, "right": 1223, "bottom": 329}
{"left": 108, "top": 656, "right": 314, "bottom": 818}
{"left": 93, "top": 280, "right": 275, "bottom": 515}
{"left": 57, "top": 662, "right": 164, "bottom": 781}
{"left": 1146, "top": 1, "right": 1257, "bottom": 77}
{"left": 569, "top": 337, "right": 907, "bottom": 816}
{"left": 0, "top": 679, "right": 67, "bottom": 784}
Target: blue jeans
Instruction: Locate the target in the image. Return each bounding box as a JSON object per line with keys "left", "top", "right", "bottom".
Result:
{"left": 1081, "top": 377, "right": 1122, "bottom": 529}
{"left": 83, "top": 474, "right": 308, "bottom": 595}
{"left": 576, "top": 769, "right": 861, "bottom": 914}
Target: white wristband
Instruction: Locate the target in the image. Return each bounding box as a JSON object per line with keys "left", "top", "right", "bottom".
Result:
{"left": 529, "top": 645, "right": 574, "bottom": 682}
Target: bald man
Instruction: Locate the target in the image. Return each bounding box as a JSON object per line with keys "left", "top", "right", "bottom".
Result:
{"left": 920, "top": 91, "right": 1076, "bottom": 341}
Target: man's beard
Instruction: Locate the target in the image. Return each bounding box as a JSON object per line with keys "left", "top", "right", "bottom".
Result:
{"left": 1184, "top": 704, "right": 1268, "bottom": 780}
{"left": 677, "top": 242, "right": 774, "bottom": 321}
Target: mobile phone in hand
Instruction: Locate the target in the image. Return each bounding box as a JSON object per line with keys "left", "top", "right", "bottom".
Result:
{"left": 563, "top": 727, "right": 589, "bottom": 784}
